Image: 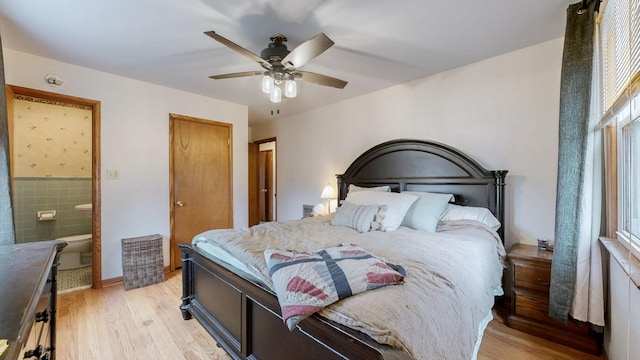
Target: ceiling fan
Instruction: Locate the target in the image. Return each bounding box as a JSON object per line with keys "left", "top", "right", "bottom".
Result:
{"left": 205, "top": 31, "right": 348, "bottom": 103}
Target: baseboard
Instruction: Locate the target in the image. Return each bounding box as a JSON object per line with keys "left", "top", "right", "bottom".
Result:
{"left": 101, "top": 276, "right": 123, "bottom": 288}
{"left": 98, "top": 266, "right": 172, "bottom": 288}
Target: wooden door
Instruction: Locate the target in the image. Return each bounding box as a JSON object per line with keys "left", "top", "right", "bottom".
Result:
{"left": 170, "top": 114, "right": 232, "bottom": 269}
{"left": 258, "top": 149, "right": 274, "bottom": 222}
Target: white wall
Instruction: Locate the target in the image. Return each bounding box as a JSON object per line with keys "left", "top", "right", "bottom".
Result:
{"left": 252, "top": 38, "right": 564, "bottom": 250}
{"left": 3, "top": 49, "right": 249, "bottom": 280}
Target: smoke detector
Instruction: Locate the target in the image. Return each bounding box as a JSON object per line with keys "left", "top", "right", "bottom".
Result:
{"left": 44, "top": 74, "right": 63, "bottom": 87}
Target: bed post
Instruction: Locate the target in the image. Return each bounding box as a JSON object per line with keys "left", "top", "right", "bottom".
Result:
{"left": 492, "top": 170, "right": 508, "bottom": 242}
{"left": 336, "top": 174, "right": 346, "bottom": 203}
{"left": 179, "top": 244, "right": 193, "bottom": 320}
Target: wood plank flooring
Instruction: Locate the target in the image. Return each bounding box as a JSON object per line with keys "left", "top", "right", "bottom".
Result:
{"left": 478, "top": 307, "right": 604, "bottom": 360}
{"left": 57, "top": 271, "right": 230, "bottom": 360}
{"left": 57, "top": 271, "right": 605, "bottom": 359}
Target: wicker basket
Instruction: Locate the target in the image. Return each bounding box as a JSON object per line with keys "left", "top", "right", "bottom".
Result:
{"left": 121, "top": 234, "right": 164, "bottom": 290}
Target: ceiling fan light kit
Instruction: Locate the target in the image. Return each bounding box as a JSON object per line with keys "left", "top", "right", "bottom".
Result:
{"left": 261, "top": 73, "right": 296, "bottom": 101}
{"left": 205, "top": 31, "right": 347, "bottom": 104}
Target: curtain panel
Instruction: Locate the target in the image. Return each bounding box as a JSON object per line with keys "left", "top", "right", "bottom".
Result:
{"left": 0, "top": 32, "right": 16, "bottom": 245}
{"left": 569, "top": 18, "right": 605, "bottom": 326}
{"left": 549, "top": 1, "right": 599, "bottom": 324}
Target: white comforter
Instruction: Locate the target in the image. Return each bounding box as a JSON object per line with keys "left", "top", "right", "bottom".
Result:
{"left": 192, "top": 215, "right": 506, "bottom": 360}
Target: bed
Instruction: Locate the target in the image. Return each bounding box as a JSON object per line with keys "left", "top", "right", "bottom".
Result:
{"left": 180, "top": 139, "right": 508, "bottom": 360}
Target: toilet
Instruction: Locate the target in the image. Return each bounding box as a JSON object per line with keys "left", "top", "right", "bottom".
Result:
{"left": 56, "top": 234, "right": 92, "bottom": 270}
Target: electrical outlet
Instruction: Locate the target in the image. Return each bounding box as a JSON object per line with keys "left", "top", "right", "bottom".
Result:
{"left": 107, "top": 169, "right": 120, "bottom": 179}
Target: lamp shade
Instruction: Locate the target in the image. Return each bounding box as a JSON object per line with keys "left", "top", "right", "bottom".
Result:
{"left": 261, "top": 75, "right": 273, "bottom": 94}
{"left": 284, "top": 79, "right": 297, "bottom": 98}
{"left": 270, "top": 86, "right": 282, "bottom": 103}
{"left": 320, "top": 184, "right": 336, "bottom": 199}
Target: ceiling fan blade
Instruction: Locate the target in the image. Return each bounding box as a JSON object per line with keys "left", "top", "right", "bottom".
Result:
{"left": 296, "top": 71, "right": 348, "bottom": 89}
{"left": 209, "top": 71, "right": 263, "bottom": 80}
{"left": 282, "top": 33, "right": 334, "bottom": 70}
{"left": 205, "top": 31, "right": 272, "bottom": 70}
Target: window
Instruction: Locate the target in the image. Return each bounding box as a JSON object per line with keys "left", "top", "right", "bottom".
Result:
{"left": 614, "top": 93, "right": 640, "bottom": 257}
{"left": 600, "top": 0, "right": 640, "bottom": 257}
{"left": 629, "top": 111, "right": 640, "bottom": 237}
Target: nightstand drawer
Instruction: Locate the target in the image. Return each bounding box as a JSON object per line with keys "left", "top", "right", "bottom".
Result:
{"left": 513, "top": 291, "right": 592, "bottom": 335}
{"left": 513, "top": 262, "right": 550, "bottom": 292}
{"left": 513, "top": 291, "right": 550, "bottom": 323}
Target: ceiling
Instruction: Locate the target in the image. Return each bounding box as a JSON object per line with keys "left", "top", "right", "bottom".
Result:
{"left": 0, "top": 0, "right": 574, "bottom": 126}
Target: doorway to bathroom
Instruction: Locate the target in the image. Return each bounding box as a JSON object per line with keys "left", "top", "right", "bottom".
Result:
{"left": 6, "top": 85, "right": 101, "bottom": 290}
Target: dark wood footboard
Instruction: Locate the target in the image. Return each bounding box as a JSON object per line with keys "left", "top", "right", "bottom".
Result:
{"left": 180, "top": 244, "right": 410, "bottom": 360}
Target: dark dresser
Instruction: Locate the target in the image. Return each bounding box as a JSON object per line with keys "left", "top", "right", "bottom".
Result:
{"left": 0, "top": 240, "right": 67, "bottom": 360}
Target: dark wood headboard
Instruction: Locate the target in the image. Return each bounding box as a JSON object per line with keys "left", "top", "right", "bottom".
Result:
{"left": 336, "top": 139, "right": 508, "bottom": 240}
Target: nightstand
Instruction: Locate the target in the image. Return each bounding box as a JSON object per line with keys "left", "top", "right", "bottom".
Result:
{"left": 506, "top": 244, "right": 601, "bottom": 355}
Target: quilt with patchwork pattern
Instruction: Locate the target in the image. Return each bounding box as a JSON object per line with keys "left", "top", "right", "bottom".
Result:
{"left": 264, "top": 244, "right": 406, "bottom": 330}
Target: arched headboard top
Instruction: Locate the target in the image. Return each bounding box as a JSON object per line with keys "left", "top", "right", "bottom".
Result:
{"left": 336, "top": 139, "right": 508, "bottom": 240}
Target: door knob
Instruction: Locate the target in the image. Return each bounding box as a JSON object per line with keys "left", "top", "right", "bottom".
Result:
{"left": 176, "top": 201, "right": 184, "bottom": 207}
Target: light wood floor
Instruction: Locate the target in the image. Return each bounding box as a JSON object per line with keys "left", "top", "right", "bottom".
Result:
{"left": 57, "top": 271, "right": 605, "bottom": 360}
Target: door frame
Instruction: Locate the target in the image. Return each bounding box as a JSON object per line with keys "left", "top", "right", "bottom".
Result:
{"left": 258, "top": 149, "right": 274, "bottom": 221}
{"left": 169, "top": 113, "right": 233, "bottom": 271}
{"left": 6, "top": 85, "right": 102, "bottom": 288}
{"left": 254, "top": 137, "right": 277, "bottom": 221}
{"left": 248, "top": 142, "right": 259, "bottom": 226}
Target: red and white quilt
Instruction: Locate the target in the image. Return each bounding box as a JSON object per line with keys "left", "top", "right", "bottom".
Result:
{"left": 264, "top": 243, "right": 406, "bottom": 330}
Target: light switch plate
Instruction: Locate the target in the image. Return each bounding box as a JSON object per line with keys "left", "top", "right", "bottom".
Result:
{"left": 107, "top": 169, "right": 120, "bottom": 179}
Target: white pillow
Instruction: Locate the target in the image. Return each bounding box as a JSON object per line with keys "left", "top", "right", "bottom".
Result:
{"left": 344, "top": 191, "right": 418, "bottom": 231}
{"left": 330, "top": 203, "right": 381, "bottom": 233}
{"left": 401, "top": 192, "right": 454, "bottom": 232}
{"left": 347, "top": 184, "right": 391, "bottom": 194}
{"left": 440, "top": 204, "right": 501, "bottom": 231}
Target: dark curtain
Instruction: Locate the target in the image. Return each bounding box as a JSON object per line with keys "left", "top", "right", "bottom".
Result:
{"left": 0, "top": 31, "right": 16, "bottom": 245}
{"left": 549, "top": 1, "right": 597, "bottom": 323}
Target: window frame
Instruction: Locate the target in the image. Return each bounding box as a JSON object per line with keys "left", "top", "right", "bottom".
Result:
{"left": 599, "top": 0, "right": 640, "bottom": 259}
{"left": 613, "top": 91, "right": 640, "bottom": 259}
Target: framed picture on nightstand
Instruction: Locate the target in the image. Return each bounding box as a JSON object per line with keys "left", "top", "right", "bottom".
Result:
{"left": 302, "top": 204, "right": 314, "bottom": 218}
